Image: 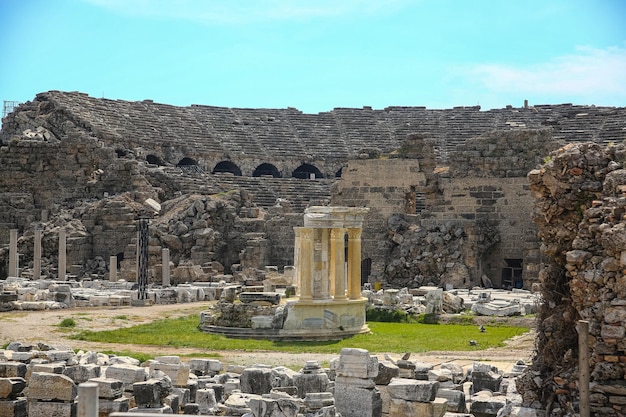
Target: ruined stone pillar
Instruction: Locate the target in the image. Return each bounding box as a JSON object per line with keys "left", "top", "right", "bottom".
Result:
{"left": 331, "top": 228, "right": 347, "bottom": 300}
{"left": 347, "top": 228, "right": 362, "bottom": 300}
{"left": 109, "top": 255, "right": 117, "bottom": 282}
{"left": 297, "top": 227, "right": 313, "bottom": 300}
{"left": 162, "top": 248, "right": 170, "bottom": 287}
{"left": 8, "top": 229, "right": 18, "bottom": 277}
{"left": 58, "top": 230, "right": 67, "bottom": 281}
{"left": 33, "top": 229, "right": 42, "bottom": 279}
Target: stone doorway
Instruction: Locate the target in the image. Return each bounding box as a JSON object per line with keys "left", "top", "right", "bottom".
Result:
{"left": 501, "top": 258, "right": 523, "bottom": 289}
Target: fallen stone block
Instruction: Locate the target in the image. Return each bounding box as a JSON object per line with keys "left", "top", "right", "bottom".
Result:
{"left": 133, "top": 378, "right": 172, "bottom": 408}
{"left": 388, "top": 397, "right": 447, "bottom": 417}
{"left": 0, "top": 378, "right": 26, "bottom": 399}
{"left": 88, "top": 376, "right": 123, "bottom": 399}
{"left": 0, "top": 363, "right": 26, "bottom": 378}
{"left": 27, "top": 400, "right": 76, "bottom": 417}
{"left": 98, "top": 397, "right": 130, "bottom": 415}
{"left": 240, "top": 366, "right": 274, "bottom": 395}
{"left": 249, "top": 396, "right": 301, "bottom": 417}
{"left": 189, "top": 358, "right": 222, "bottom": 376}
{"left": 388, "top": 378, "right": 439, "bottom": 402}
{"left": 436, "top": 388, "right": 466, "bottom": 413}
{"left": 0, "top": 398, "right": 27, "bottom": 417}
{"left": 28, "top": 372, "right": 77, "bottom": 402}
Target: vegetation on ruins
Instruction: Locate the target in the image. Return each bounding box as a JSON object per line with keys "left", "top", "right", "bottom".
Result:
{"left": 70, "top": 314, "right": 529, "bottom": 355}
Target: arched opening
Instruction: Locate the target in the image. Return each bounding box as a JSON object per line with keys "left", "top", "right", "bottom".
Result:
{"left": 335, "top": 167, "right": 343, "bottom": 178}
{"left": 146, "top": 154, "right": 164, "bottom": 166}
{"left": 213, "top": 160, "right": 242, "bottom": 176}
{"left": 292, "top": 163, "right": 323, "bottom": 179}
{"left": 253, "top": 163, "right": 281, "bottom": 178}
{"left": 176, "top": 157, "right": 204, "bottom": 174}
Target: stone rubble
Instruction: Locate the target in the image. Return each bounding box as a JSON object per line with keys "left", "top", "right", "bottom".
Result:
{"left": 0, "top": 341, "right": 539, "bottom": 417}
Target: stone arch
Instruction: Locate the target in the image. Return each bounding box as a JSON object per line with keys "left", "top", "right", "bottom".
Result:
{"left": 335, "top": 167, "right": 343, "bottom": 178}
{"left": 176, "top": 157, "right": 204, "bottom": 174}
{"left": 176, "top": 157, "right": 198, "bottom": 167}
{"left": 253, "top": 163, "right": 281, "bottom": 178}
{"left": 292, "top": 163, "right": 323, "bottom": 179}
{"left": 213, "top": 160, "right": 242, "bottom": 176}
{"left": 146, "top": 154, "right": 164, "bottom": 166}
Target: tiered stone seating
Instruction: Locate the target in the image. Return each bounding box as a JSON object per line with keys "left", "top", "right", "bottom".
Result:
{"left": 22, "top": 91, "right": 626, "bottom": 168}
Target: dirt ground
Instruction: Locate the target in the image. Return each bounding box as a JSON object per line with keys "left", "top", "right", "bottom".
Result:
{"left": 0, "top": 302, "right": 536, "bottom": 372}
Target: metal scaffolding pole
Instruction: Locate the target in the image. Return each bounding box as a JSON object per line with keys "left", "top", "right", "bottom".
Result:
{"left": 137, "top": 217, "right": 149, "bottom": 300}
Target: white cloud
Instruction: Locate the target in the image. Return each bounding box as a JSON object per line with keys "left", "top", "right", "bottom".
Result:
{"left": 467, "top": 45, "right": 626, "bottom": 104}
{"left": 81, "top": 0, "right": 412, "bottom": 24}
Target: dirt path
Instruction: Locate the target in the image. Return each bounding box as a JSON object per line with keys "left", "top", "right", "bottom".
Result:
{"left": 0, "top": 303, "right": 536, "bottom": 371}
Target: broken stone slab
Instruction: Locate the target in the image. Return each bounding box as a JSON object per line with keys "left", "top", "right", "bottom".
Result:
{"left": 0, "top": 398, "right": 27, "bottom": 417}
{"left": 128, "top": 405, "right": 174, "bottom": 414}
{"left": 28, "top": 372, "right": 77, "bottom": 401}
{"left": 471, "top": 362, "right": 503, "bottom": 393}
{"left": 304, "top": 392, "right": 335, "bottom": 409}
{"left": 272, "top": 366, "right": 297, "bottom": 388}
{"left": 388, "top": 397, "right": 448, "bottom": 417}
{"left": 387, "top": 378, "right": 439, "bottom": 402}
{"left": 239, "top": 291, "right": 281, "bottom": 305}
{"left": 28, "top": 400, "right": 77, "bottom": 417}
{"left": 196, "top": 387, "right": 217, "bottom": 414}
{"left": 99, "top": 397, "right": 130, "bottom": 415}
{"left": 333, "top": 348, "right": 378, "bottom": 379}
{"left": 0, "top": 363, "right": 27, "bottom": 378}
{"left": 0, "top": 378, "right": 26, "bottom": 399}
{"left": 374, "top": 360, "right": 399, "bottom": 385}
{"left": 334, "top": 378, "right": 382, "bottom": 417}
{"left": 104, "top": 363, "right": 148, "bottom": 392}
{"left": 240, "top": 366, "right": 274, "bottom": 395}
{"left": 435, "top": 387, "right": 466, "bottom": 413}
{"left": 88, "top": 377, "right": 123, "bottom": 399}
{"left": 293, "top": 365, "right": 329, "bottom": 398}
{"left": 468, "top": 392, "right": 507, "bottom": 416}
{"left": 471, "top": 301, "right": 523, "bottom": 317}
{"left": 63, "top": 363, "right": 101, "bottom": 383}
{"left": 133, "top": 378, "right": 172, "bottom": 408}
{"left": 220, "top": 392, "right": 262, "bottom": 416}
{"left": 149, "top": 360, "right": 190, "bottom": 387}
{"left": 189, "top": 358, "right": 222, "bottom": 376}
{"left": 249, "top": 396, "right": 302, "bottom": 417}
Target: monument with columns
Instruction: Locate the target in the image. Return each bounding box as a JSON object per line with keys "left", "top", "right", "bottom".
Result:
{"left": 281, "top": 206, "right": 370, "bottom": 339}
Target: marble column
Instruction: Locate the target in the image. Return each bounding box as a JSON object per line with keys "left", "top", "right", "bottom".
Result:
{"left": 33, "top": 229, "right": 42, "bottom": 280}
{"left": 293, "top": 228, "right": 302, "bottom": 292}
{"left": 347, "top": 228, "right": 362, "bottom": 300}
{"left": 331, "top": 228, "right": 346, "bottom": 300}
{"left": 320, "top": 228, "right": 331, "bottom": 299}
{"left": 298, "top": 227, "right": 313, "bottom": 300}
{"left": 8, "top": 229, "right": 18, "bottom": 278}
{"left": 58, "top": 230, "right": 67, "bottom": 281}
{"left": 162, "top": 248, "right": 170, "bottom": 287}
{"left": 109, "top": 255, "right": 117, "bottom": 282}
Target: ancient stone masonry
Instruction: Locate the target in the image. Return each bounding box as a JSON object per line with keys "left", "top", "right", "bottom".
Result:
{"left": 522, "top": 141, "right": 626, "bottom": 416}
{"left": 2, "top": 91, "right": 626, "bottom": 289}
{"left": 333, "top": 129, "right": 557, "bottom": 288}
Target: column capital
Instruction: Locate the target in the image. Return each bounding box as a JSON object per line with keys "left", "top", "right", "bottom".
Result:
{"left": 347, "top": 228, "right": 362, "bottom": 240}
{"left": 330, "top": 228, "right": 346, "bottom": 240}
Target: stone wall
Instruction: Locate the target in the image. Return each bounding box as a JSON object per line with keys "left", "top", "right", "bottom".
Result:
{"left": 521, "top": 141, "right": 626, "bottom": 416}
{"left": 332, "top": 129, "right": 555, "bottom": 288}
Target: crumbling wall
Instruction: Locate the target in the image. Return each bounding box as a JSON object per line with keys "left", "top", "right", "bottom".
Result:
{"left": 522, "top": 141, "right": 626, "bottom": 416}
{"left": 334, "top": 130, "right": 555, "bottom": 289}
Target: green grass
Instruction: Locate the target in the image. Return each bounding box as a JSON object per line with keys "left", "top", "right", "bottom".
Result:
{"left": 59, "top": 318, "right": 77, "bottom": 328}
{"left": 71, "top": 315, "right": 528, "bottom": 354}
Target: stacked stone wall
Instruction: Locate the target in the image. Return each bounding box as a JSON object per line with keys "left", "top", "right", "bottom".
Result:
{"left": 522, "top": 141, "right": 626, "bottom": 416}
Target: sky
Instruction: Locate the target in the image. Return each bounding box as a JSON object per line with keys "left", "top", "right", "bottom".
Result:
{"left": 1, "top": 0, "right": 625, "bottom": 114}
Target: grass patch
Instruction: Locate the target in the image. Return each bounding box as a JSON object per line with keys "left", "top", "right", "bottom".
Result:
{"left": 59, "top": 318, "right": 77, "bottom": 328}
{"left": 71, "top": 315, "right": 528, "bottom": 354}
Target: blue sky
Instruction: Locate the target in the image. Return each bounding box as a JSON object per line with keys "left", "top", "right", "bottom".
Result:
{"left": 1, "top": 0, "right": 625, "bottom": 113}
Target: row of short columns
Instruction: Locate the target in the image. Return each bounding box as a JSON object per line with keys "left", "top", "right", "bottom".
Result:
{"left": 7, "top": 229, "right": 171, "bottom": 286}
{"left": 295, "top": 227, "right": 362, "bottom": 301}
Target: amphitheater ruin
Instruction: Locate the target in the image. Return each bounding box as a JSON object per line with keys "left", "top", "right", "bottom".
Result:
{"left": 1, "top": 91, "right": 626, "bottom": 416}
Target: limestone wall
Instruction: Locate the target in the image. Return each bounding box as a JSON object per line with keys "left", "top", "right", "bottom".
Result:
{"left": 522, "top": 141, "right": 626, "bottom": 416}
